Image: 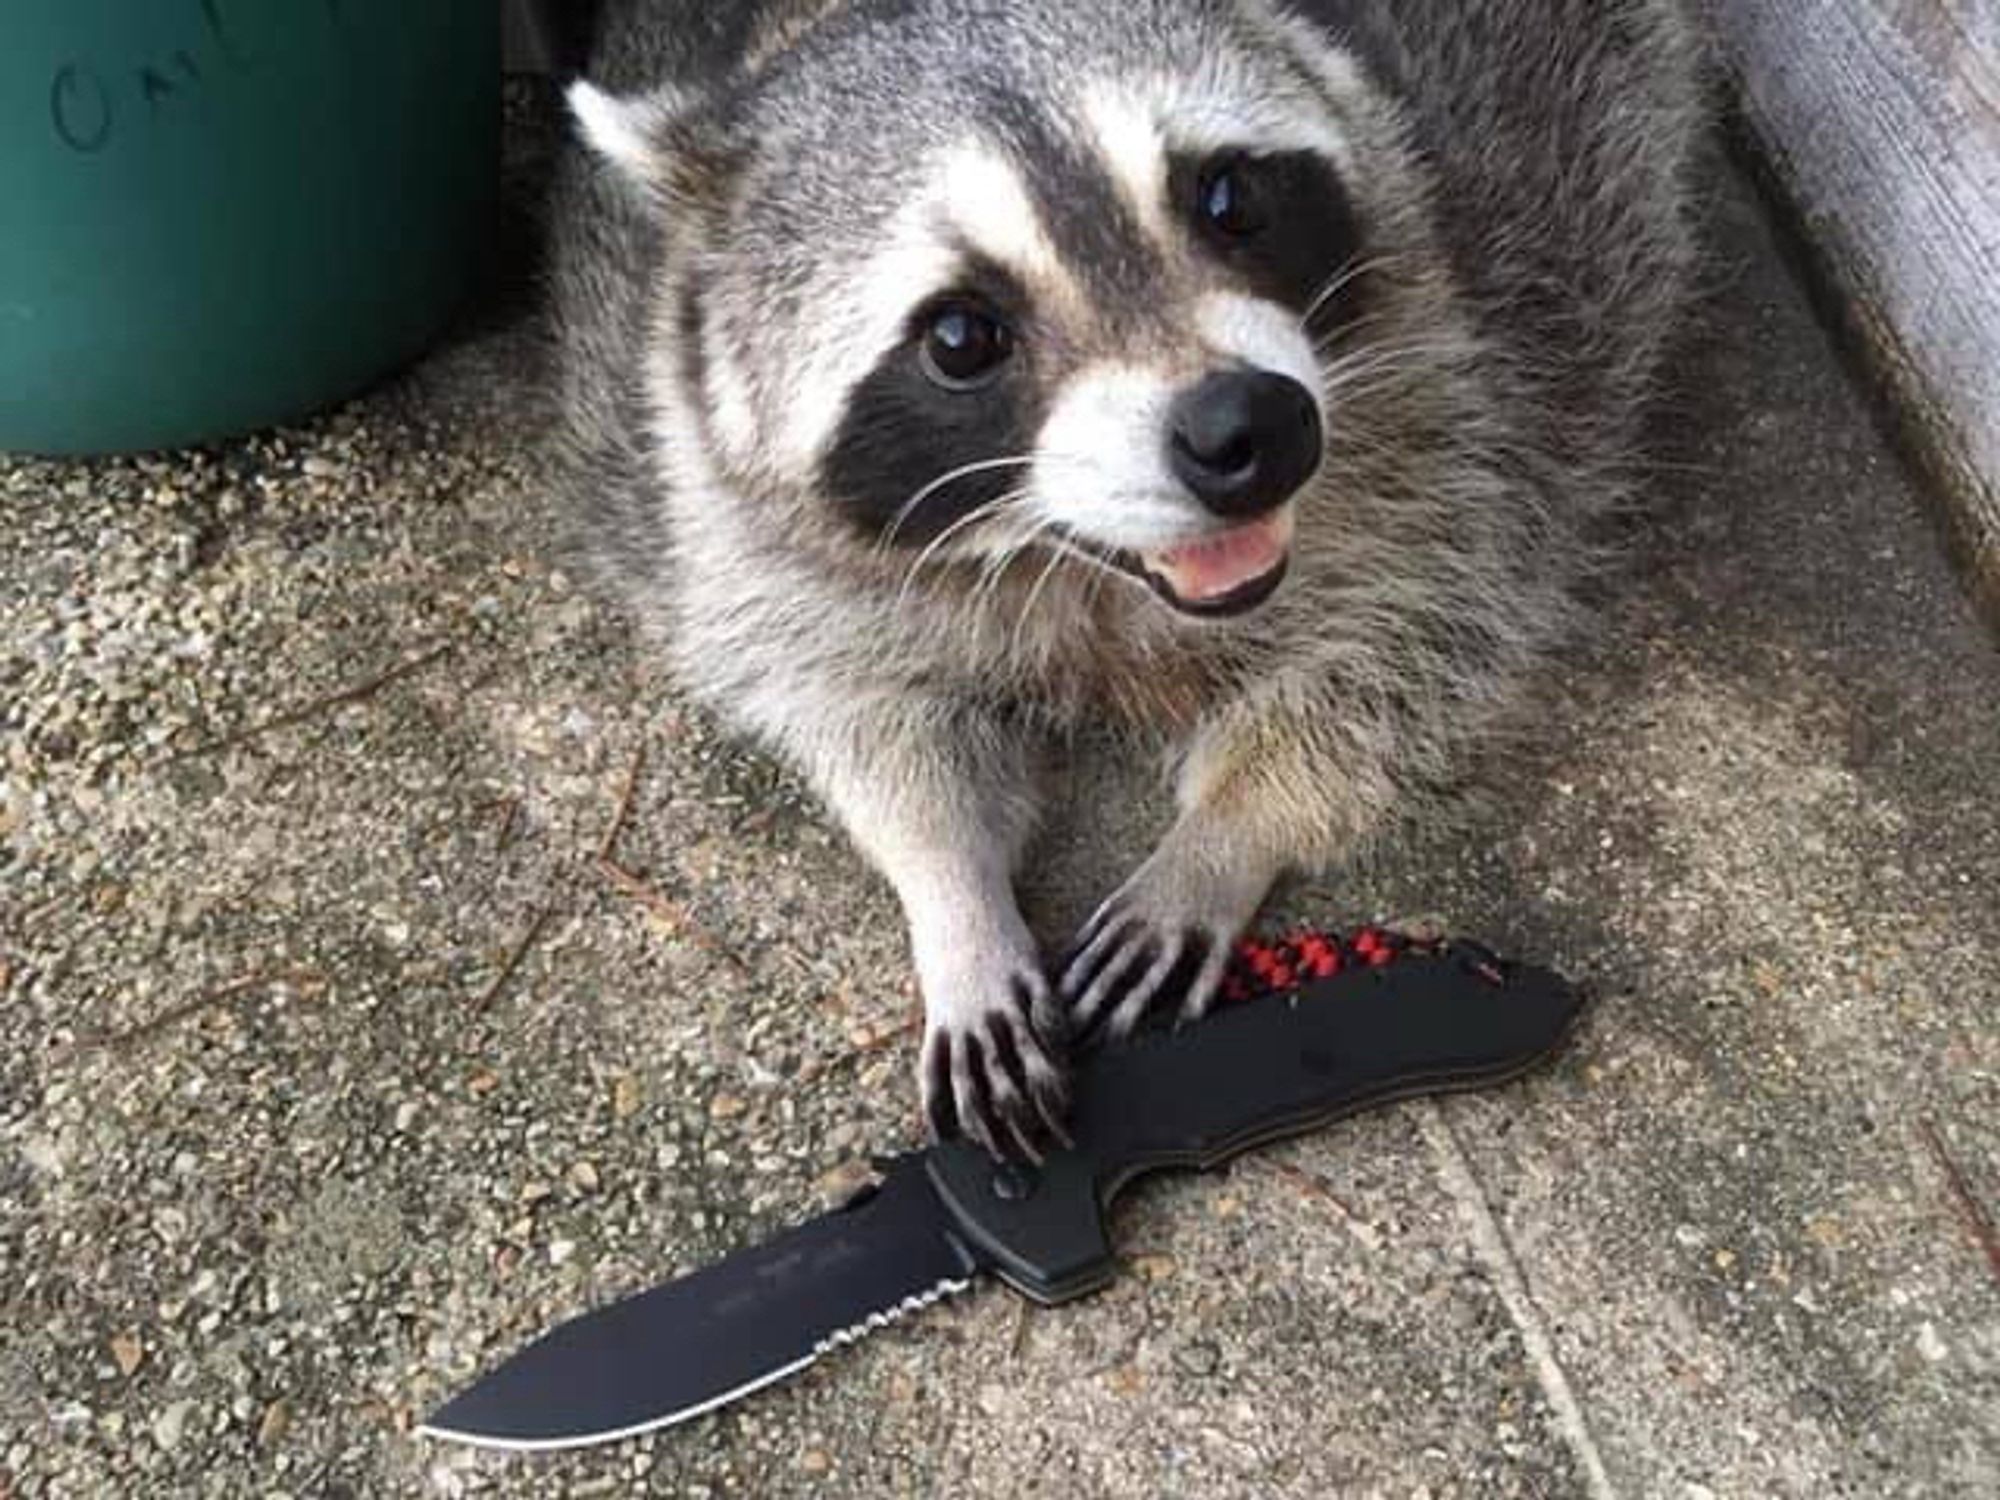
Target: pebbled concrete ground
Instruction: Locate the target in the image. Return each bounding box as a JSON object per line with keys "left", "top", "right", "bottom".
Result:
{"left": 2, "top": 129, "right": 1997, "bottom": 1497}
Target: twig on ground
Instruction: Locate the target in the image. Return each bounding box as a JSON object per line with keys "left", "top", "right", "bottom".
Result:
{"left": 472, "top": 793, "right": 524, "bottom": 852}
{"left": 1261, "top": 1158, "right": 1364, "bottom": 1223}
{"left": 1921, "top": 1118, "right": 2000, "bottom": 1290}
{"left": 597, "top": 857, "right": 749, "bottom": 976}
{"left": 598, "top": 745, "right": 647, "bottom": 861}
{"left": 14, "top": 891, "right": 77, "bottom": 932}
{"left": 85, "top": 967, "right": 327, "bottom": 1053}
{"left": 494, "top": 796, "right": 523, "bottom": 851}
{"left": 161, "top": 642, "right": 455, "bottom": 765}
{"left": 597, "top": 856, "right": 688, "bottom": 925}
{"left": 473, "top": 908, "right": 554, "bottom": 1011}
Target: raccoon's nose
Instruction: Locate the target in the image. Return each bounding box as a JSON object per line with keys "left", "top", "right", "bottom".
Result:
{"left": 1167, "top": 370, "right": 1323, "bottom": 519}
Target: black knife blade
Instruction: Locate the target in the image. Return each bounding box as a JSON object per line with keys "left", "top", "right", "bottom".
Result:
{"left": 418, "top": 1153, "right": 980, "bottom": 1450}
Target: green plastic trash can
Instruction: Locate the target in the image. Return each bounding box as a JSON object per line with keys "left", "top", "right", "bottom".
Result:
{"left": 1, "top": 1, "right": 498, "bottom": 456}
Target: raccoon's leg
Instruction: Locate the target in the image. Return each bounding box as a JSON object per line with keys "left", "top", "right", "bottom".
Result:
{"left": 1061, "top": 684, "right": 1391, "bottom": 1039}
{"left": 788, "top": 702, "right": 1072, "bottom": 1158}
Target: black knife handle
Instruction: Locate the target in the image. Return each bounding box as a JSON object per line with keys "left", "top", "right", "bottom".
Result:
{"left": 924, "top": 944, "right": 1580, "bottom": 1304}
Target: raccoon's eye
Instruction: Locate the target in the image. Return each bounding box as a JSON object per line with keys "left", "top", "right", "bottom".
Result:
{"left": 1198, "top": 156, "right": 1265, "bottom": 240}
{"left": 919, "top": 302, "right": 1014, "bottom": 391}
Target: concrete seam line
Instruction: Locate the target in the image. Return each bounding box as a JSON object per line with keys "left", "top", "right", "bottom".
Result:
{"left": 1415, "top": 1099, "right": 1618, "bottom": 1500}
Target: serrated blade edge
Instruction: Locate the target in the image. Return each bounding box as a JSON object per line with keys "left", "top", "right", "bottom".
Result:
{"left": 812, "top": 1269, "right": 975, "bottom": 1356}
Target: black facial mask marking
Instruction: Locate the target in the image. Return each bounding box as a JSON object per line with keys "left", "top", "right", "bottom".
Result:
{"left": 1169, "top": 149, "right": 1369, "bottom": 339}
{"left": 820, "top": 257, "right": 1049, "bottom": 548}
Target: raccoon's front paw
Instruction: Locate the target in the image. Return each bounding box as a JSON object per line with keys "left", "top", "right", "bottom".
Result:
{"left": 916, "top": 936, "right": 1072, "bottom": 1162}
{"left": 1060, "top": 834, "right": 1273, "bottom": 1041}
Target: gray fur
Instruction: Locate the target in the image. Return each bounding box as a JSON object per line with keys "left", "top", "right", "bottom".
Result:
{"left": 549, "top": 0, "right": 1706, "bottom": 1154}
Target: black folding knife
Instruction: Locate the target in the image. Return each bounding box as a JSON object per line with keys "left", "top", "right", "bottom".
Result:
{"left": 420, "top": 931, "right": 1581, "bottom": 1451}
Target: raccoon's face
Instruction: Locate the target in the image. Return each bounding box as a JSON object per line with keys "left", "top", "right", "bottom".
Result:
{"left": 808, "top": 124, "right": 1359, "bottom": 620}
{"left": 577, "top": 1, "right": 1398, "bottom": 620}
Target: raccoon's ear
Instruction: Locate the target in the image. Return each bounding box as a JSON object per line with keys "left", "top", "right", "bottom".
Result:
{"left": 568, "top": 79, "right": 736, "bottom": 210}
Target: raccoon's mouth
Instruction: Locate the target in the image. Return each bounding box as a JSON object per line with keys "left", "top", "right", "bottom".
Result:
{"left": 1129, "top": 510, "right": 1294, "bottom": 618}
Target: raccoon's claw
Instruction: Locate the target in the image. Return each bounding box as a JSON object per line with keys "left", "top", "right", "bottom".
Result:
{"left": 920, "top": 971, "right": 1072, "bottom": 1162}
{"left": 1062, "top": 918, "right": 1233, "bottom": 1042}
{"left": 1060, "top": 840, "right": 1267, "bottom": 1042}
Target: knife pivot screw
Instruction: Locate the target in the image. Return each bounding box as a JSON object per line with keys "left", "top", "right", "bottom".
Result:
{"left": 990, "top": 1164, "right": 1036, "bottom": 1202}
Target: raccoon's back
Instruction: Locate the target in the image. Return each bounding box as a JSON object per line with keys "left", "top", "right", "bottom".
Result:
{"left": 1332, "top": 0, "right": 1705, "bottom": 453}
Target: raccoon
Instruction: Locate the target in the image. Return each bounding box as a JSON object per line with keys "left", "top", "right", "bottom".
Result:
{"left": 551, "top": 0, "right": 1704, "bottom": 1157}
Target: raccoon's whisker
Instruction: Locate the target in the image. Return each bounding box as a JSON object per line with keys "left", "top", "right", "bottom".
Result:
{"left": 939, "top": 502, "right": 1048, "bottom": 634}
{"left": 966, "top": 506, "right": 1088, "bottom": 640}
{"left": 892, "top": 490, "right": 1036, "bottom": 614}
{"left": 1041, "top": 535, "right": 1152, "bottom": 601}
{"left": 964, "top": 513, "right": 1046, "bottom": 628}
{"left": 1311, "top": 311, "right": 1458, "bottom": 355}
{"left": 899, "top": 489, "right": 1031, "bottom": 573}
{"left": 1303, "top": 302, "right": 1414, "bottom": 355}
{"left": 1315, "top": 339, "right": 1477, "bottom": 397}
{"left": 879, "top": 455, "right": 1036, "bottom": 550}
{"left": 1021, "top": 530, "right": 1155, "bottom": 653}
{"left": 1083, "top": 547, "right": 1120, "bottom": 615}
{"left": 1008, "top": 528, "right": 1078, "bottom": 660}
{"left": 996, "top": 525, "right": 1155, "bottom": 625}
{"left": 1299, "top": 252, "right": 1409, "bottom": 331}
{"left": 967, "top": 493, "right": 1043, "bottom": 574}
{"left": 1316, "top": 331, "right": 1474, "bottom": 371}
{"left": 971, "top": 521, "right": 1032, "bottom": 591}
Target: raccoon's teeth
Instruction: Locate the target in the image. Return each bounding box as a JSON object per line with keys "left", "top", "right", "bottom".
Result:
{"left": 1142, "top": 511, "right": 1294, "bottom": 604}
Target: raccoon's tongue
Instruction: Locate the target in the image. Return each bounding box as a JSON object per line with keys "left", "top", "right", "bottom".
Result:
{"left": 1141, "top": 512, "right": 1294, "bottom": 605}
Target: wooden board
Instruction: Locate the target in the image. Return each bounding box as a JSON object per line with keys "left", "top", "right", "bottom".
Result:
{"left": 1705, "top": 0, "right": 2000, "bottom": 621}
